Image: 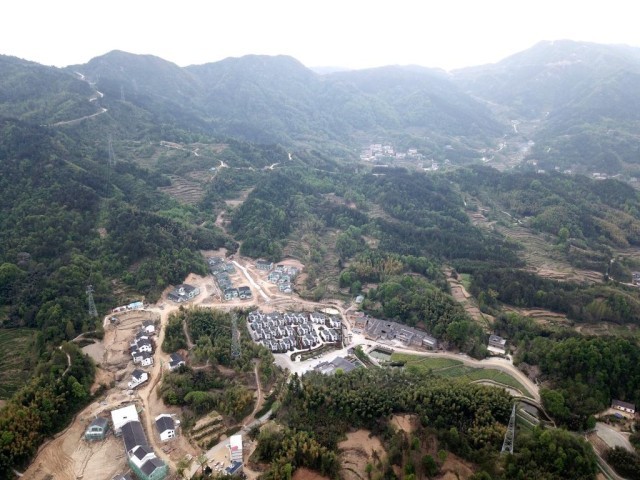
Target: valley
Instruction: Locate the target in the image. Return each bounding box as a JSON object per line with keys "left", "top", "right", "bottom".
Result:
{"left": 4, "top": 40, "right": 640, "bottom": 480}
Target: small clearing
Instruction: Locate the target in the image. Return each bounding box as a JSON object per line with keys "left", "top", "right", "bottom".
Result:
{"left": 438, "top": 453, "right": 476, "bottom": 479}
{"left": 339, "top": 430, "right": 386, "bottom": 480}
{"left": 292, "top": 467, "right": 330, "bottom": 480}
{"left": 391, "top": 414, "right": 417, "bottom": 434}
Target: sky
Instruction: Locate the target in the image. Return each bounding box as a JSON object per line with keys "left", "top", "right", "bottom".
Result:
{"left": 3, "top": 0, "right": 639, "bottom": 71}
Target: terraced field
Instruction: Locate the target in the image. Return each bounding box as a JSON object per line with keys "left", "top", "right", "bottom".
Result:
{"left": 0, "top": 328, "right": 37, "bottom": 398}
{"left": 159, "top": 175, "right": 205, "bottom": 204}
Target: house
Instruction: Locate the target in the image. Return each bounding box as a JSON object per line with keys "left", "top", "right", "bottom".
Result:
{"left": 487, "top": 335, "right": 507, "bottom": 355}
{"left": 139, "top": 457, "right": 168, "bottom": 480}
{"left": 131, "top": 338, "right": 153, "bottom": 353}
{"left": 238, "top": 286, "right": 252, "bottom": 299}
{"left": 612, "top": 399, "right": 636, "bottom": 414}
{"left": 167, "top": 284, "right": 200, "bottom": 303}
{"left": 355, "top": 295, "right": 364, "bottom": 304}
{"left": 224, "top": 288, "right": 239, "bottom": 301}
{"left": 128, "top": 369, "right": 149, "bottom": 389}
{"left": 132, "top": 351, "right": 144, "bottom": 364}
{"left": 168, "top": 352, "right": 185, "bottom": 371}
{"left": 155, "top": 414, "right": 177, "bottom": 441}
{"left": 140, "top": 352, "right": 154, "bottom": 367}
{"left": 268, "top": 271, "right": 281, "bottom": 283}
{"left": 129, "top": 445, "right": 155, "bottom": 468}
{"left": 421, "top": 335, "right": 438, "bottom": 350}
{"left": 121, "top": 420, "right": 168, "bottom": 480}
{"left": 85, "top": 416, "right": 110, "bottom": 441}
{"left": 256, "top": 259, "right": 273, "bottom": 271}
{"left": 121, "top": 420, "right": 148, "bottom": 452}
{"left": 142, "top": 320, "right": 156, "bottom": 335}
{"left": 228, "top": 434, "right": 243, "bottom": 462}
{"left": 111, "top": 405, "right": 140, "bottom": 435}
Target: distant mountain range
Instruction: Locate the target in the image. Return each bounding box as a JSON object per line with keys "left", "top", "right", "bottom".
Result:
{"left": 2, "top": 40, "right": 640, "bottom": 173}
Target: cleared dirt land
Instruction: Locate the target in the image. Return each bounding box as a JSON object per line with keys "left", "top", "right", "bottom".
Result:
{"left": 339, "top": 430, "right": 387, "bottom": 480}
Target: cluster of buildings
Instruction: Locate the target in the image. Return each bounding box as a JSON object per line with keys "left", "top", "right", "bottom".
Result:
{"left": 352, "top": 315, "right": 438, "bottom": 349}
{"left": 208, "top": 256, "right": 253, "bottom": 301}
{"left": 85, "top": 404, "right": 178, "bottom": 480}
{"left": 256, "top": 260, "right": 299, "bottom": 294}
{"left": 167, "top": 284, "right": 200, "bottom": 303}
{"left": 248, "top": 310, "right": 342, "bottom": 353}
{"left": 359, "top": 143, "right": 423, "bottom": 162}
{"left": 128, "top": 320, "right": 158, "bottom": 388}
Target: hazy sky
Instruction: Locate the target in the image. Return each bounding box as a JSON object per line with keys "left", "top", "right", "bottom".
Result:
{"left": 4, "top": 0, "right": 639, "bottom": 70}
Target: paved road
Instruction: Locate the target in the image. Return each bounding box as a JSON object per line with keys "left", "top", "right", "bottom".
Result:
{"left": 595, "top": 422, "right": 634, "bottom": 452}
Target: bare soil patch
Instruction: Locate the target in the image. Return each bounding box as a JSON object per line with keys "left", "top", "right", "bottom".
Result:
{"left": 391, "top": 414, "right": 417, "bottom": 434}
{"left": 82, "top": 340, "right": 105, "bottom": 363}
{"left": 292, "top": 467, "right": 330, "bottom": 480}
{"left": 437, "top": 453, "right": 475, "bottom": 479}
{"left": 339, "top": 430, "right": 386, "bottom": 480}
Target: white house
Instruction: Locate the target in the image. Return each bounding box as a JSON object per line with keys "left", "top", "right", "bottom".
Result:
{"left": 135, "top": 339, "right": 153, "bottom": 353}
{"left": 167, "top": 352, "right": 186, "bottom": 371}
{"left": 140, "top": 352, "right": 154, "bottom": 367}
{"left": 142, "top": 320, "right": 155, "bottom": 335}
{"left": 110, "top": 404, "right": 140, "bottom": 434}
{"left": 129, "top": 444, "right": 156, "bottom": 468}
{"left": 128, "top": 369, "right": 149, "bottom": 389}
{"left": 612, "top": 399, "right": 636, "bottom": 414}
{"left": 155, "top": 414, "right": 177, "bottom": 441}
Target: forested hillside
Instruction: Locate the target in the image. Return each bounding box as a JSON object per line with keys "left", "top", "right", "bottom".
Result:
{"left": 3, "top": 41, "right": 640, "bottom": 479}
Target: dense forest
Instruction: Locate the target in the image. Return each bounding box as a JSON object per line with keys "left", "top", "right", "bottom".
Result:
{"left": 252, "top": 368, "right": 597, "bottom": 479}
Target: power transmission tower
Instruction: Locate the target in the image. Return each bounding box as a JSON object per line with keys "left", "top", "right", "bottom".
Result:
{"left": 230, "top": 312, "right": 241, "bottom": 360}
{"left": 501, "top": 403, "right": 517, "bottom": 454}
{"left": 86, "top": 285, "right": 98, "bottom": 318}
{"left": 108, "top": 134, "right": 116, "bottom": 167}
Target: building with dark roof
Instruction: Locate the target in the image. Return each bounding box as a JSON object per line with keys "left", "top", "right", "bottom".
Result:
{"left": 85, "top": 416, "right": 110, "bottom": 441}
{"left": 121, "top": 420, "right": 148, "bottom": 453}
{"left": 167, "top": 284, "right": 200, "bottom": 303}
{"left": 140, "top": 457, "right": 168, "bottom": 480}
{"left": 168, "top": 352, "right": 185, "bottom": 371}
{"left": 155, "top": 414, "right": 177, "bottom": 441}
{"left": 612, "top": 399, "right": 636, "bottom": 414}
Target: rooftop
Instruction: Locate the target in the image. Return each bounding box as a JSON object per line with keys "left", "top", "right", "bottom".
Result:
{"left": 121, "top": 420, "right": 148, "bottom": 453}
{"left": 155, "top": 415, "right": 175, "bottom": 433}
{"left": 141, "top": 457, "right": 166, "bottom": 475}
{"left": 111, "top": 404, "right": 139, "bottom": 432}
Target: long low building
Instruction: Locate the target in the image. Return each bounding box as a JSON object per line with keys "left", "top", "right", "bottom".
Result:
{"left": 112, "top": 404, "right": 168, "bottom": 480}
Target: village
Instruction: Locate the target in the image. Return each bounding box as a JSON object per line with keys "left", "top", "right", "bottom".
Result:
{"left": 20, "top": 251, "right": 638, "bottom": 480}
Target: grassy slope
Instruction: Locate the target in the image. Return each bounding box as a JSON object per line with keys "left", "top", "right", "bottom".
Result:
{"left": 391, "top": 352, "right": 532, "bottom": 397}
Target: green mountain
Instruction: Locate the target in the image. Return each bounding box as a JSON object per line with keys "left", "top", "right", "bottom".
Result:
{"left": 70, "top": 51, "right": 505, "bottom": 148}
{"left": 0, "top": 55, "right": 96, "bottom": 124}
{"left": 454, "top": 40, "right": 640, "bottom": 173}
